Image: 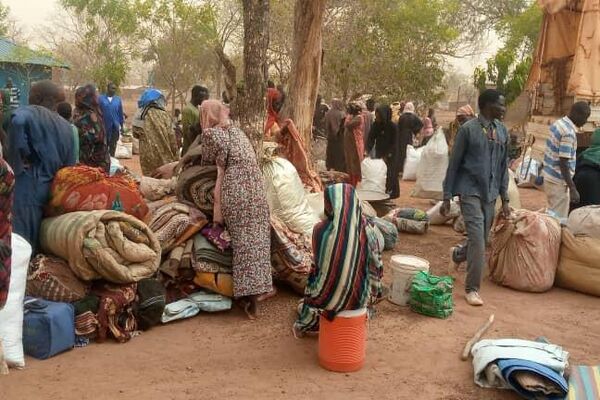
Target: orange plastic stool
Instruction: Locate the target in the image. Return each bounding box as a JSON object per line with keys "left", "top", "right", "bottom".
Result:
{"left": 318, "top": 308, "right": 367, "bottom": 372}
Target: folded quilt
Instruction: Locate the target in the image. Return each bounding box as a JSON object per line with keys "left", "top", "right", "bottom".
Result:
{"left": 161, "top": 291, "right": 232, "bottom": 323}
{"left": 176, "top": 165, "right": 217, "bottom": 215}
{"left": 193, "top": 234, "right": 232, "bottom": 267}
{"left": 139, "top": 176, "right": 177, "bottom": 202}
{"left": 149, "top": 202, "right": 207, "bottom": 253}
{"left": 40, "top": 210, "right": 161, "bottom": 284}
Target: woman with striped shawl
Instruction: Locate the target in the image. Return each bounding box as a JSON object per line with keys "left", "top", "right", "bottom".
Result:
{"left": 294, "top": 183, "right": 383, "bottom": 335}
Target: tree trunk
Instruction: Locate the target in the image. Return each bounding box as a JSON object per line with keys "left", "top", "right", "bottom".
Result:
{"left": 238, "top": 0, "right": 269, "bottom": 154}
{"left": 281, "top": 0, "right": 327, "bottom": 153}
{"left": 214, "top": 45, "right": 237, "bottom": 110}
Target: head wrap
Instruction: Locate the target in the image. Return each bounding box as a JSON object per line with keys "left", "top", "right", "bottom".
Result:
{"left": 581, "top": 128, "right": 600, "bottom": 165}
{"left": 75, "top": 84, "right": 98, "bottom": 110}
{"left": 138, "top": 88, "right": 164, "bottom": 109}
{"left": 200, "top": 99, "right": 230, "bottom": 130}
{"left": 403, "top": 102, "right": 415, "bottom": 114}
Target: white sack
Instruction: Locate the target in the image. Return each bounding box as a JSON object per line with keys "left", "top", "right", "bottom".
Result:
{"left": 402, "top": 145, "right": 422, "bottom": 181}
{"left": 263, "top": 157, "right": 321, "bottom": 236}
{"left": 0, "top": 234, "right": 32, "bottom": 369}
{"left": 357, "top": 158, "right": 387, "bottom": 194}
{"left": 412, "top": 128, "right": 449, "bottom": 200}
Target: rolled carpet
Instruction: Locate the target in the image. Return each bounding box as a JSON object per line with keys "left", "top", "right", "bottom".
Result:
{"left": 40, "top": 210, "right": 161, "bottom": 284}
{"left": 497, "top": 358, "right": 568, "bottom": 400}
{"left": 176, "top": 165, "right": 217, "bottom": 215}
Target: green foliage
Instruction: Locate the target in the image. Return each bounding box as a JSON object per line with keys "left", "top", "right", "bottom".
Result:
{"left": 138, "top": 0, "right": 219, "bottom": 107}
{"left": 60, "top": 0, "right": 142, "bottom": 88}
{"left": 474, "top": 2, "right": 542, "bottom": 104}
{"left": 321, "top": 0, "right": 461, "bottom": 104}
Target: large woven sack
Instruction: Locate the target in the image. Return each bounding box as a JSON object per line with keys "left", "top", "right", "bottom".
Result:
{"left": 26, "top": 254, "right": 89, "bottom": 302}
{"left": 262, "top": 156, "right": 320, "bottom": 236}
{"left": 0, "top": 234, "right": 32, "bottom": 369}
{"left": 567, "top": 205, "right": 600, "bottom": 239}
{"left": 402, "top": 145, "right": 422, "bottom": 181}
{"left": 489, "top": 210, "right": 561, "bottom": 292}
{"left": 412, "top": 128, "right": 448, "bottom": 200}
{"left": 357, "top": 158, "right": 387, "bottom": 194}
{"left": 555, "top": 229, "right": 600, "bottom": 297}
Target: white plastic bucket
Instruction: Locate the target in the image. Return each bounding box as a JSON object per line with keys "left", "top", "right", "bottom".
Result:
{"left": 388, "top": 255, "right": 430, "bottom": 306}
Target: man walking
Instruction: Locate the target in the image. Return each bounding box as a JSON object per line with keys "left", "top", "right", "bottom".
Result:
{"left": 98, "top": 82, "right": 124, "bottom": 157}
{"left": 441, "top": 89, "right": 511, "bottom": 306}
{"left": 181, "top": 85, "right": 209, "bottom": 156}
{"left": 542, "top": 102, "right": 591, "bottom": 218}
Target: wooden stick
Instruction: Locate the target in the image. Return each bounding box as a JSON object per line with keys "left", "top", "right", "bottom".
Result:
{"left": 461, "top": 314, "right": 495, "bottom": 361}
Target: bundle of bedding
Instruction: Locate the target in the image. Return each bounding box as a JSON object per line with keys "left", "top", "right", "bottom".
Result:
{"left": 270, "top": 215, "right": 312, "bottom": 294}
{"left": 40, "top": 210, "right": 161, "bottom": 284}
{"left": 148, "top": 202, "right": 207, "bottom": 253}
{"left": 139, "top": 176, "right": 177, "bottom": 202}
{"left": 47, "top": 165, "right": 148, "bottom": 220}
{"left": 176, "top": 165, "right": 217, "bottom": 215}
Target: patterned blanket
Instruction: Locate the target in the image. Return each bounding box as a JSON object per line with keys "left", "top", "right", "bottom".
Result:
{"left": 176, "top": 165, "right": 217, "bottom": 215}
{"left": 46, "top": 165, "right": 149, "bottom": 221}
{"left": 270, "top": 215, "right": 312, "bottom": 294}
{"left": 40, "top": 210, "right": 161, "bottom": 284}
{"left": 148, "top": 202, "right": 207, "bottom": 253}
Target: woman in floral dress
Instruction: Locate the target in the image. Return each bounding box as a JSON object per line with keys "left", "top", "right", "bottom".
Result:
{"left": 73, "top": 84, "right": 110, "bottom": 173}
{"left": 200, "top": 100, "right": 273, "bottom": 318}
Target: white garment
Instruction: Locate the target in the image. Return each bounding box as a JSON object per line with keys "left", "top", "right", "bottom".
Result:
{"left": 107, "top": 96, "right": 113, "bottom": 103}
{"left": 471, "top": 339, "right": 569, "bottom": 388}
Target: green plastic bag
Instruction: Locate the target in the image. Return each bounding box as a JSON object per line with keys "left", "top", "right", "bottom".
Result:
{"left": 409, "top": 271, "right": 454, "bottom": 319}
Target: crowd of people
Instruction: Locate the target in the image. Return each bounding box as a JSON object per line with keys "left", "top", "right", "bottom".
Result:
{"left": 0, "top": 75, "right": 598, "bottom": 330}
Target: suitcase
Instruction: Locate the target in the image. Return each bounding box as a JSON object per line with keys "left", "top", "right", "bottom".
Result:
{"left": 22, "top": 297, "right": 75, "bottom": 360}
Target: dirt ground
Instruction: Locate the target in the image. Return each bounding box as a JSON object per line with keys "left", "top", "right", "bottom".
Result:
{"left": 3, "top": 159, "right": 600, "bottom": 400}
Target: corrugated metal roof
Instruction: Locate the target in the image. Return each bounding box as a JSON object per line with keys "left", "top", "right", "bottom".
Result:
{"left": 0, "top": 38, "right": 69, "bottom": 68}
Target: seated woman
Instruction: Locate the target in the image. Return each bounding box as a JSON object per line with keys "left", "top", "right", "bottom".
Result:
{"left": 573, "top": 129, "right": 600, "bottom": 211}
{"left": 200, "top": 99, "right": 274, "bottom": 319}
{"left": 294, "top": 183, "right": 383, "bottom": 336}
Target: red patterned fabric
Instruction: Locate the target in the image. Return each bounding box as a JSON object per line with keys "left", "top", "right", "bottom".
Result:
{"left": 0, "top": 159, "right": 14, "bottom": 310}
{"left": 46, "top": 165, "right": 148, "bottom": 220}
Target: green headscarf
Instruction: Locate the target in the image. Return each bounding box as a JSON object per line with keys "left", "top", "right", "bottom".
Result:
{"left": 581, "top": 128, "right": 600, "bottom": 165}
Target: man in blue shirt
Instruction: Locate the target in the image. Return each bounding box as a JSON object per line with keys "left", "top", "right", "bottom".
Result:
{"left": 98, "top": 82, "right": 124, "bottom": 157}
{"left": 441, "top": 89, "right": 511, "bottom": 307}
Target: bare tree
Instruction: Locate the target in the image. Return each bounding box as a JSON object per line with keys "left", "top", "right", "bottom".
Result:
{"left": 237, "top": 0, "right": 270, "bottom": 152}
{"left": 281, "top": 0, "right": 327, "bottom": 150}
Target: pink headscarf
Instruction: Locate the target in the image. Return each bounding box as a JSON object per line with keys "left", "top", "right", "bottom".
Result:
{"left": 403, "top": 102, "right": 415, "bottom": 114}
{"left": 422, "top": 117, "right": 434, "bottom": 137}
{"left": 457, "top": 104, "right": 475, "bottom": 117}
{"left": 201, "top": 99, "right": 230, "bottom": 130}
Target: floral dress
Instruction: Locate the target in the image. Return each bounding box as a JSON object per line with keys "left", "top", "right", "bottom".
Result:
{"left": 201, "top": 126, "right": 273, "bottom": 297}
{"left": 0, "top": 158, "right": 14, "bottom": 309}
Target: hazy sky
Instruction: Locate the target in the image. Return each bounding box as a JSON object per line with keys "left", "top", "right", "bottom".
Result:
{"left": 4, "top": 0, "right": 59, "bottom": 37}
{"left": 4, "top": 0, "right": 498, "bottom": 75}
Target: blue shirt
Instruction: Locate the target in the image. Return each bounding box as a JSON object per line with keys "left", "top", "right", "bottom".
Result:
{"left": 542, "top": 116, "right": 577, "bottom": 184}
{"left": 98, "top": 94, "right": 124, "bottom": 134}
{"left": 443, "top": 115, "right": 510, "bottom": 203}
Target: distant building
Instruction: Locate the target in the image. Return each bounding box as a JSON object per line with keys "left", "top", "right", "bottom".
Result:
{"left": 0, "top": 38, "right": 69, "bottom": 105}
